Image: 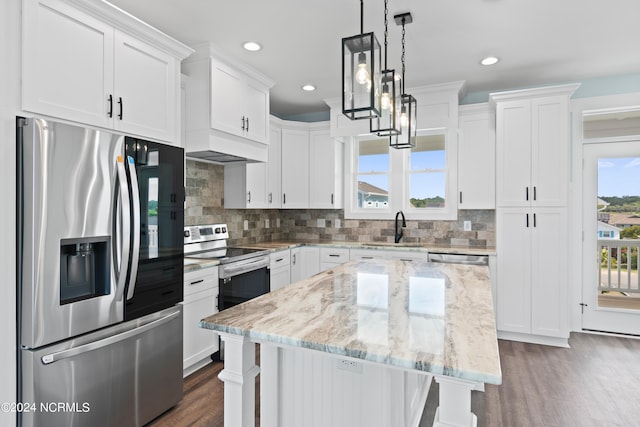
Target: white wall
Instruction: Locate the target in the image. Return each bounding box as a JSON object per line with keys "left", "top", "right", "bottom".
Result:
{"left": 0, "top": 0, "right": 20, "bottom": 425}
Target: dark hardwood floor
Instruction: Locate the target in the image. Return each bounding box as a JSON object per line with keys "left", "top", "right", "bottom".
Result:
{"left": 150, "top": 333, "right": 640, "bottom": 427}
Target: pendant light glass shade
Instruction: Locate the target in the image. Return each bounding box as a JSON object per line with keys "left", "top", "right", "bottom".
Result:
{"left": 342, "top": 32, "right": 382, "bottom": 120}
{"left": 390, "top": 93, "right": 417, "bottom": 149}
{"left": 371, "top": 69, "right": 401, "bottom": 135}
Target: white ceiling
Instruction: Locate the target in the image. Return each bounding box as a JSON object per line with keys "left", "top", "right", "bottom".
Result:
{"left": 110, "top": 0, "right": 640, "bottom": 118}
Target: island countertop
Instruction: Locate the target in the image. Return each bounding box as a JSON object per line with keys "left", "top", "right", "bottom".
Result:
{"left": 201, "top": 259, "right": 502, "bottom": 385}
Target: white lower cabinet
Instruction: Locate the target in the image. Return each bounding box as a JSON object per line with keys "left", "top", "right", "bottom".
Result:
{"left": 183, "top": 266, "right": 219, "bottom": 376}
{"left": 270, "top": 249, "right": 291, "bottom": 291}
{"left": 290, "top": 246, "right": 320, "bottom": 283}
{"left": 319, "top": 247, "right": 350, "bottom": 272}
{"left": 386, "top": 250, "right": 428, "bottom": 262}
{"left": 349, "top": 248, "right": 385, "bottom": 261}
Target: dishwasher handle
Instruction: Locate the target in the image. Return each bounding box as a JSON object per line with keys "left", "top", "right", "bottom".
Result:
{"left": 427, "top": 252, "right": 489, "bottom": 266}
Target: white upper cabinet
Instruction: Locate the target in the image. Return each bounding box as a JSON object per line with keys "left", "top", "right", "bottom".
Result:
{"left": 22, "top": 0, "right": 192, "bottom": 144}
{"left": 223, "top": 162, "right": 268, "bottom": 208}
{"left": 210, "top": 58, "right": 270, "bottom": 144}
{"left": 182, "top": 43, "right": 274, "bottom": 162}
{"left": 457, "top": 104, "right": 496, "bottom": 209}
{"left": 281, "top": 127, "right": 310, "bottom": 209}
{"left": 309, "top": 129, "right": 343, "bottom": 209}
{"left": 268, "top": 121, "right": 283, "bottom": 208}
{"left": 492, "top": 85, "right": 579, "bottom": 208}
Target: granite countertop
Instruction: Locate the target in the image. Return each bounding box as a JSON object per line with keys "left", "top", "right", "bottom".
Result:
{"left": 234, "top": 240, "right": 496, "bottom": 255}
{"left": 200, "top": 259, "right": 502, "bottom": 385}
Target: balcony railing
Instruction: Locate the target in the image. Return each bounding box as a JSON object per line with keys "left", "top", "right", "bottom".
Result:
{"left": 598, "top": 239, "right": 640, "bottom": 294}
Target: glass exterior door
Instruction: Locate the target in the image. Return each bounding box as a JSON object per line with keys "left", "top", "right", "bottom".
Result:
{"left": 583, "top": 141, "right": 640, "bottom": 335}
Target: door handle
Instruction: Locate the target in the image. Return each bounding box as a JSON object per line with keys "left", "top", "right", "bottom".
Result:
{"left": 118, "top": 97, "right": 123, "bottom": 120}
{"left": 125, "top": 156, "right": 140, "bottom": 301}
{"left": 107, "top": 94, "right": 113, "bottom": 118}
{"left": 114, "top": 155, "right": 131, "bottom": 302}
{"left": 41, "top": 310, "right": 180, "bottom": 365}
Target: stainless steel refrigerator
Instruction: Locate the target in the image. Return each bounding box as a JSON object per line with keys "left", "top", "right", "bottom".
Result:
{"left": 17, "top": 117, "right": 185, "bottom": 427}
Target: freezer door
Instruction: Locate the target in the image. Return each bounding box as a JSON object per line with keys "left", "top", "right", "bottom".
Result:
{"left": 20, "top": 306, "right": 183, "bottom": 427}
{"left": 19, "top": 117, "right": 127, "bottom": 348}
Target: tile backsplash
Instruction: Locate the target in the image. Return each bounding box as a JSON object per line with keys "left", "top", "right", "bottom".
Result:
{"left": 185, "top": 159, "right": 495, "bottom": 248}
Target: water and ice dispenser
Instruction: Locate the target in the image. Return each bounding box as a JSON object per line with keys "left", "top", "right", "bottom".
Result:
{"left": 60, "top": 237, "right": 110, "bottom": 304}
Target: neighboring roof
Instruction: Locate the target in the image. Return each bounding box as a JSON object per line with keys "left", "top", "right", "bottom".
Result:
{"left": 607, "top": 213, "right": 640, "bottom": 226}
{"left": 357, "top": 181, "right": 388, "bottom": 197}
{"left": 597, "top": 221, "right": 621, "bottom": 232}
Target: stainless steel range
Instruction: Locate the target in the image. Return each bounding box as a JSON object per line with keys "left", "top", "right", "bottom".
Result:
{"left": 184, "top": 224, "right": 270, "bottom": 311}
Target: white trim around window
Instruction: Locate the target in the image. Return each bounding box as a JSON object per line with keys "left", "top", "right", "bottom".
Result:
{"left": 344, "top": 128, "right": 458, "bottom": 221}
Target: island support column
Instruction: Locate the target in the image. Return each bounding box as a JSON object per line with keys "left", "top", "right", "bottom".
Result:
{"left": 433, "top": 376, "right": 478, "bottom": 427}
{"left": 217, "top": 333, "right": 260, "bottom": 427}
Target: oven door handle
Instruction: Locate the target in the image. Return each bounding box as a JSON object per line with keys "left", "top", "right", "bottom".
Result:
{"left": 219, "top": 257, "right": 269, "bottom": 279}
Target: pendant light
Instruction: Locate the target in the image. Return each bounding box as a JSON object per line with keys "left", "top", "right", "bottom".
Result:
{"left": 342, "top": 0, "right": 382, "bottom": 120}
{"left": 370, "top": 0, "right": 401, "bottom": 136}
{"left": 390, "top": 12, "right": 417, "bottom": 149}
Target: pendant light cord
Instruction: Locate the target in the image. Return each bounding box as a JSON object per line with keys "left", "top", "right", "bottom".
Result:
{"left": 401, "top": 16, "right": 406, "bottom": 94}
{"left": 360, "top": 0, "right": 364, "bottom": 34}
{"left": 383, "top": 0, "right": 388, "bottom": 69}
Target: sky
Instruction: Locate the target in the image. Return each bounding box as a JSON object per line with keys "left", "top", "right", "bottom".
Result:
{"left": 598, "top": 157, "right": 640, "bottom": 197}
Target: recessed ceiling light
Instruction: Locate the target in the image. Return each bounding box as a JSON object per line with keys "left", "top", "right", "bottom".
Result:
{"left": 243, "top": 41, "right": 261, "bottom": 52}
{"left": 480, "top": 56, "right": 499, "bottom": 66}
{"left": 301, "top": 84, "right": 316, "bottom": 91}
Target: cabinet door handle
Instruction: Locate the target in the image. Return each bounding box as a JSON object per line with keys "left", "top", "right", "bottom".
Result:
{"left": 534, "top": 213, "right": 537, "bottom": 227}
{"left": 269, "top": 193, "right": 273, "bottom": 204}
{"left": 189, "top": 279, "right": 204, "bottom": 286}
{"left": 275, "top": 258, "right": 284, "bottom": 263}
{"left": 246, "top": 117, "right": 249, "bottom": 132}
{"left": 118, "top": 97, "right": 123, "bottom": 120}
{"left": 459, "top": 191, "right": 463, "bottom": 204}
{"left": 361, "top": 256, "right": 373, "bottom": 260}
{"left": 292, "top": 254, "right": 296, "bottom": 264}
{"left": 107, "top": 94, "right": 113, "bottom": 118}
{"left": 329, "top": 254, "right": 340, "bottom": 257}
{"left": 526, "top": 187, "right": 529, "bottom": 201}
{"left": 526, "top": 213, "right": 529, "bottom": 228}
{"left": 248, "top": 191, "right": 251, "bottom": 203}
{"left": 534, "top": 186, "right": 537, "bottom": 201}
{"left": 331, "top": 193, "right": 334, "bottom": 205}
{"left": 283, "top": 193, "right": 286, "bottom": 205}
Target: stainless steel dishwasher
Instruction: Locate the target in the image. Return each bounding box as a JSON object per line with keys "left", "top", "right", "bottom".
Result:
{"left": 427, "top": 252, "right": 489, "bottom": 266}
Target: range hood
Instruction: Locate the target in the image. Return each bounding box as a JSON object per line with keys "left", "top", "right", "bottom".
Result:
{"left": 187, "top": 150, "right": 254, "bottom": 164}
{"left": 185, "top": 129, "right": 268, "bottom": 164}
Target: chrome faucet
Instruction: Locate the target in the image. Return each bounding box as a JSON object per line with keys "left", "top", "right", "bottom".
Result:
{"left": 394, "top": 211, "right": 406, "bottom": 243}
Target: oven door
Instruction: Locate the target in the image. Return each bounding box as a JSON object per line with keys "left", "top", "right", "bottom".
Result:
{"left": 218, "top": 256, "right": 270, "bottom": 311}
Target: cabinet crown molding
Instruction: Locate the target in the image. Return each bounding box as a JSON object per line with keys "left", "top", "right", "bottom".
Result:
{"left": 186, "top": 42, "right": 275, "bottom": 89}
{"left": 65, "top": 0, "right": 193, "bottom": 59}
{"left": 489, "top": 83, "right": 581, "bottom": 105}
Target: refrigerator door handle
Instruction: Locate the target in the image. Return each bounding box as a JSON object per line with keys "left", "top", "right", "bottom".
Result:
{"left": 126, "top": 156, "right": 141, "bottom": 301}
{"left": 40, "top": 310, "right": 181, "bottom": 365}
{"left": 114, "top": 155, "right": 131, "bottom": 302}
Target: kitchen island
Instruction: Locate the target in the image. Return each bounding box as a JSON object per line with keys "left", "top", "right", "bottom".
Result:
{"left": 200, "top": 259, "right": 501, "bottom": 427}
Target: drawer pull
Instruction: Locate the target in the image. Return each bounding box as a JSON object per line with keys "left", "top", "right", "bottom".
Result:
{"left": 275, "top": 258, "right": 284, "bottom": 262}
{"left": 329, "top": 254, "right": 340, "bottom": 257}
{"left": 189, "top": 279, "right": 204, "bottom": 285}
